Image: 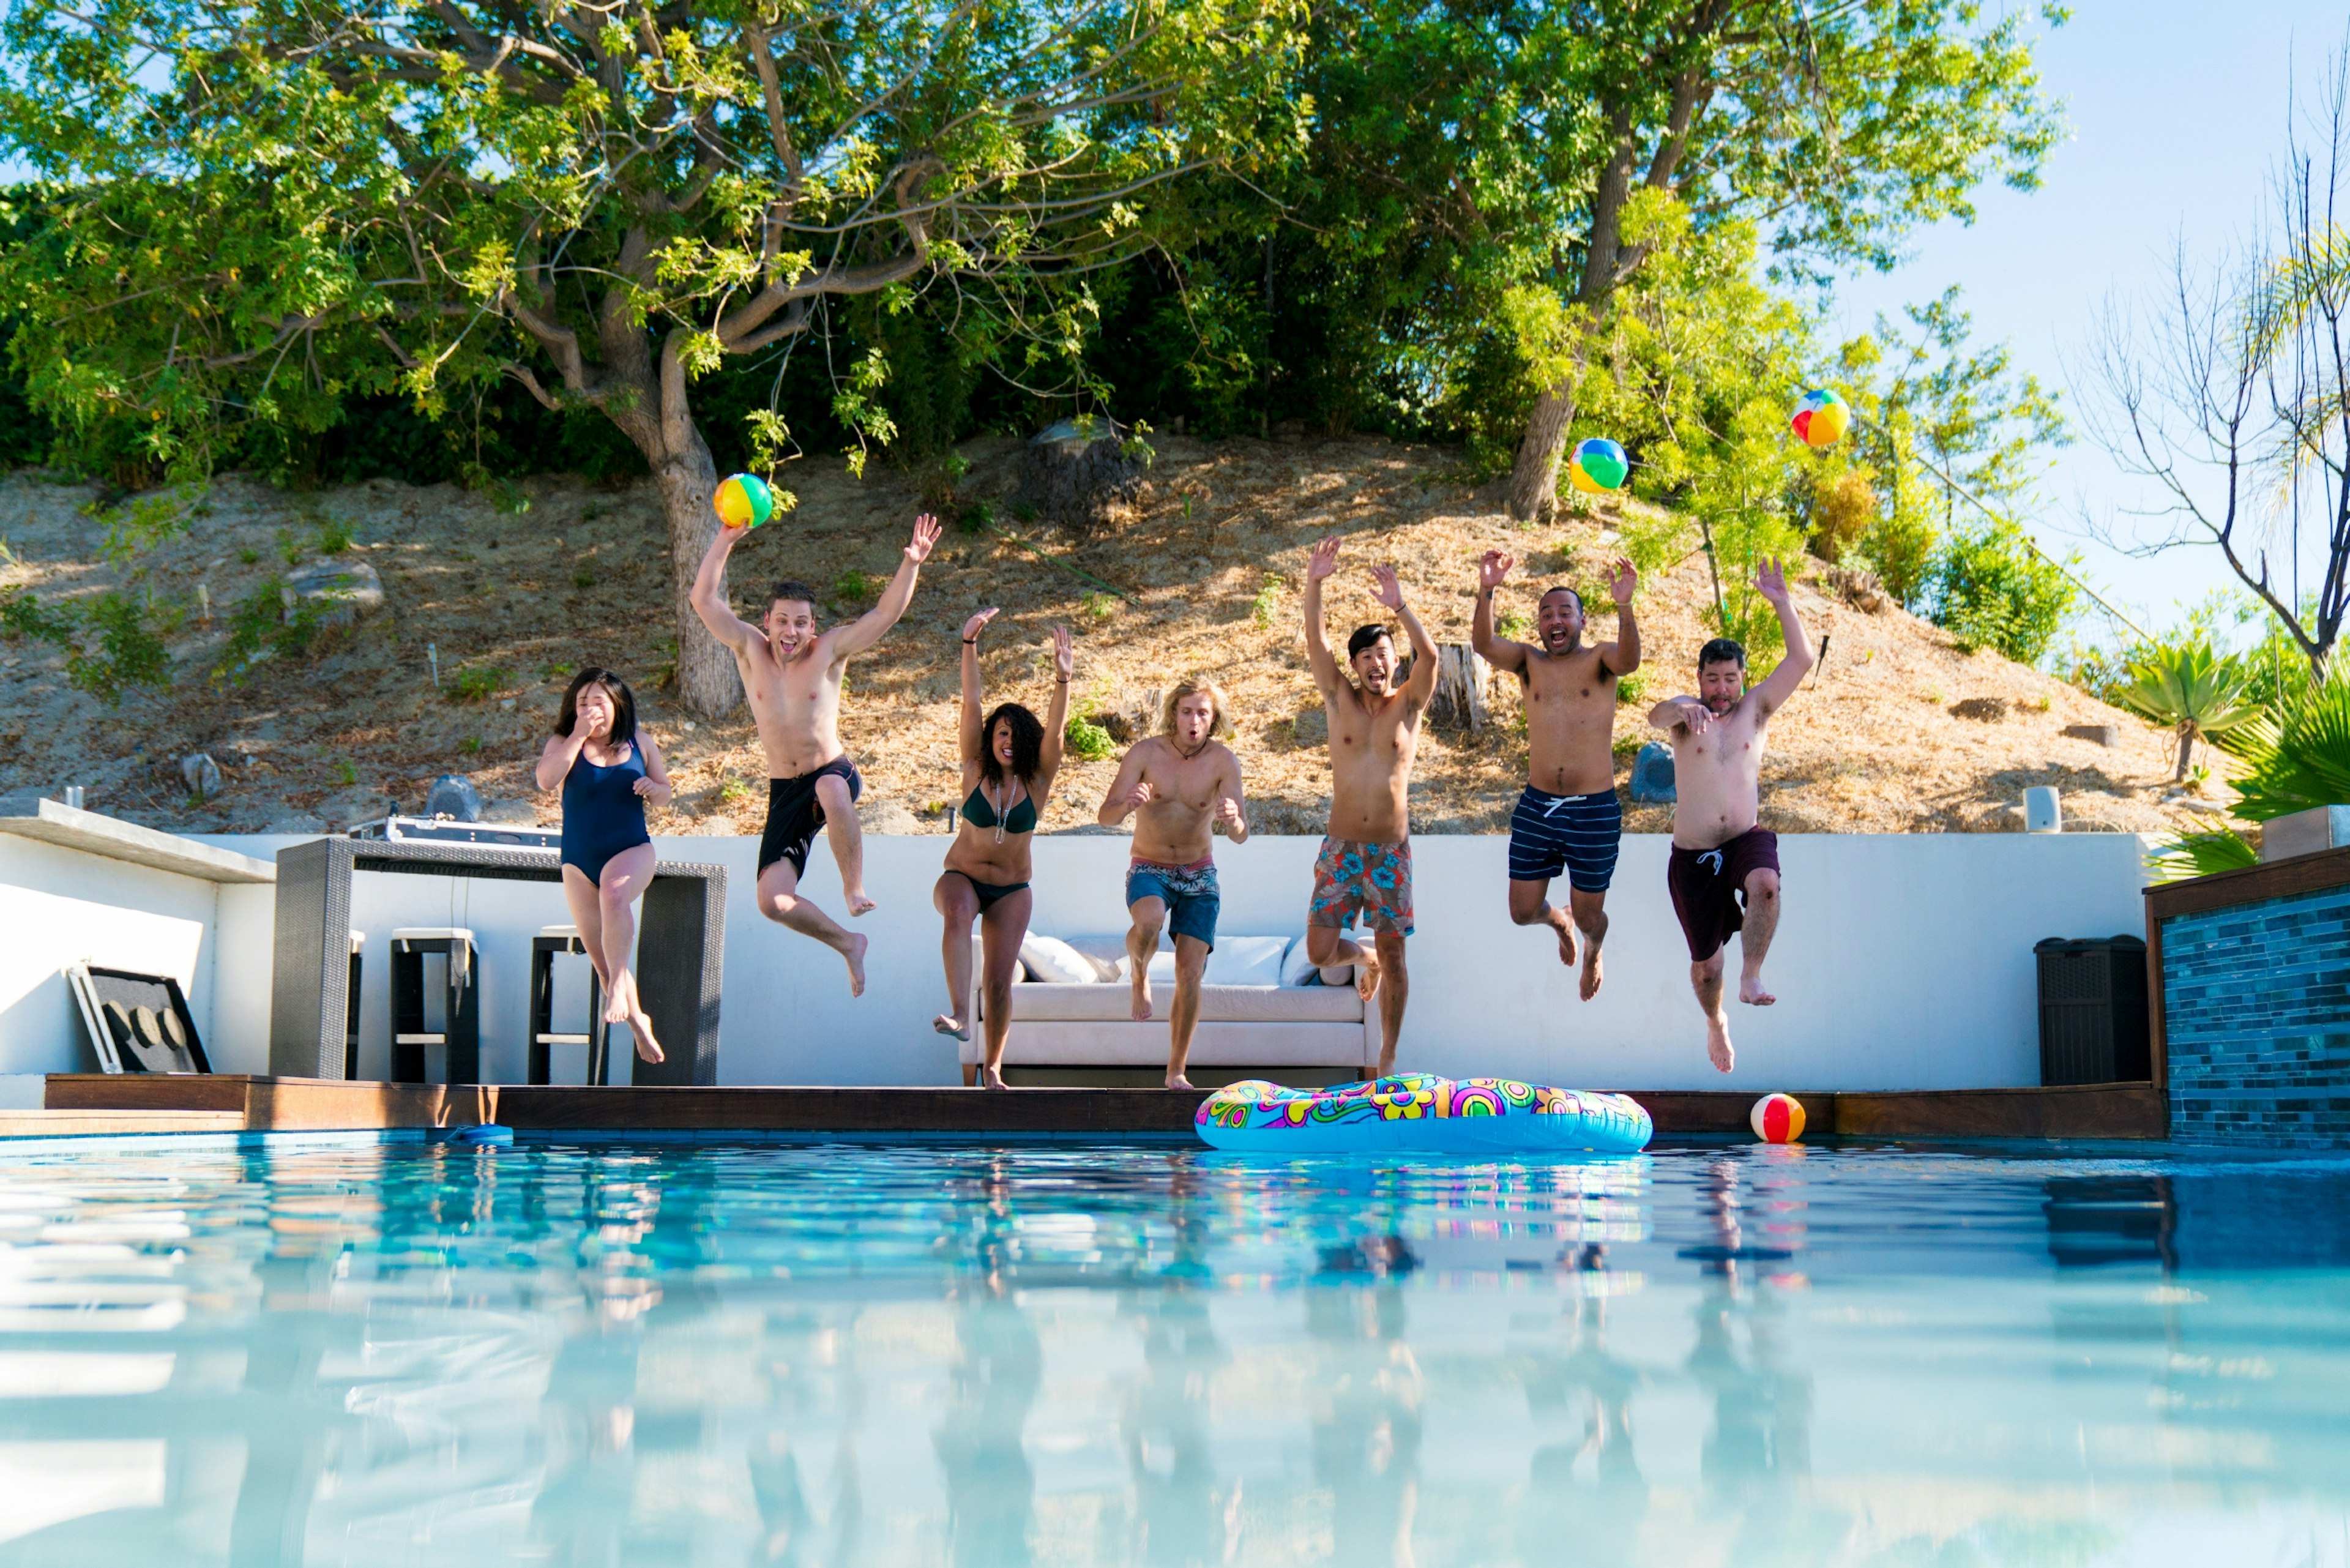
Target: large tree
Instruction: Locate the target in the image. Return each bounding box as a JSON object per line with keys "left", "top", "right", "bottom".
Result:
{"left": 0, "top": 0, "right": 1304, "bottom": 713}
{"left": 1495, "top": 0, "right": 2062, "bottom": 521}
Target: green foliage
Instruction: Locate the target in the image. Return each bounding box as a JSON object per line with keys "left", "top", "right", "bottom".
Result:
{"left": 956, "top": 501, "right": 997, "bottom": 536}
{"left": 2146, "top": 827, "right": 2262, "bottom": 884}
{"left": 1494, "top": 610, "right": 1531, "bottom": 643}
{"left": 315, "top": 515, "right": 354, "bottom": 555}
{"left": 447, "top": 665, "right": 509, "bottom": 704}
{"left": 211, "top": 578, "right": 319, "bottom": 687}
{"left": 834, "top": 571, "right": 879, "bottom": 604}
{"left": 1064, "top": 715, "right": 1117, "bottom": 761}
{"left": 2222, "top": 666, "right": 2350, "bottom": 822}
{"left": 2115, "top": 638, "right": 2262, "bottom": 781}
{"left": 1080, "top": 592, "right": 1118, "bottom": 625}
{"left": 0, "top": 584, "right": 174, "bottom": 705}
{"left": 1614, "top": 669, "right": 1648, "bottom": 708}
{"left": 1250, "top": 575, "right": 1284, "bottom": 629}
{"left": 1925, "top": 521, "right": 2077, "bottom": 665}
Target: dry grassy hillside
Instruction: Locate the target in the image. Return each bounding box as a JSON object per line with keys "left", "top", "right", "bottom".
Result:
{"left": 0, "top": 436, "right": 2218, "bottom": 838}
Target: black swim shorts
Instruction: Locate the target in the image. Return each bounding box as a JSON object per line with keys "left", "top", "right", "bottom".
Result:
{"left": 758, "top": 756, "right": 863, "bottom": 877}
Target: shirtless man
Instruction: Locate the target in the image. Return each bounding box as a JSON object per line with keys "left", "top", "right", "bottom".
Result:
{"left": 1300, "top": 535, "right": 1438, "bottom": 1079}
{"left": 1647, "top": 559, "right": 1815, "bottom": 1072}
{"left": 1096, "top": 679, "right": 1250, "bottom": 1089}
{"left": 690, "top": 511, "right": 942, "bottom": 996}
{"left": 1472, "top": 551, "right": 1641, "bottom": 1001}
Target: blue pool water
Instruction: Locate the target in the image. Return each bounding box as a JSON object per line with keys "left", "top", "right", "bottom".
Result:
{"left": 0, "top": 1138, "right": 2347, "bottom": 1566}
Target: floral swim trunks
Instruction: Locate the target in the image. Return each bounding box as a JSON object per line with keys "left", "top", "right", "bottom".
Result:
{"left": 1308, "top": 836, "right": 1414, "bottom": 937}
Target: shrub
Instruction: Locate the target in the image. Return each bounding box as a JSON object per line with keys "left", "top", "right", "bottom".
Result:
{"left": 2223, "top": 665, "right": 2350, "bottom": 821}
{"left": 1, "top": 585, "right": 174, "bottom": 706}
{"left": 1925, "top": 520, "right": 2076, "bottom": 665}
{"left": 1494, "top": 610, "right": 1531, "bottom": 642}
{"left": 1064, "top": 715, "right": 1116, "bottom": 760}
{"left": 1081, "top": 591, "right": 1117, "bottom": 624}
{"left": 1614, "top": 669, "right": 1648, "bottom": 707}
{"left": 1862, "top": 505, "right": 1938, "bottom": 608}
{"left": 448, "top": 664, "right": 509, "bottom": 703}
{"left": 1809, "top": 469, "right": 1876, "bottom": 563}
{"left": 1250, "top": 575, "right": 1283, "bottom": 629}
{"left": 834, "top": 570, "right": 879, "bottom": 603}
{"left": 2114, "top": 638, "right": 2262, "bottom": 781}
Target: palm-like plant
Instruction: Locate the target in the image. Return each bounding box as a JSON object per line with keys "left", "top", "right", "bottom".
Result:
{"left": 2116, "top": 640, "right": 2264, "bottom": 781}
{"left": 2222, "top": 665, "right": 2350, "bottom": 821}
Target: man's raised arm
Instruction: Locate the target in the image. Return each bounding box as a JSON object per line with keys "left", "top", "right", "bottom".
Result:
{"left": 1745, "top": 558, "right": 1815, "bottom": 717}
{"left": 1471, "top": 550, "right": 1528, "bottom": 677}
{"left": 1373, "top": 564, "right": 1439, "bottom": 708}
{"left": 830, "top": 513, "right": 942, "bottom": 658}
{"left": 1600, "top": 556, "right": 1642, "bottom": 678}
{"left": 690, "top": 523, "right": 762, "bottom": 654}
{"left": 1300, "top": 535, "right": 1346, "bottom": 701}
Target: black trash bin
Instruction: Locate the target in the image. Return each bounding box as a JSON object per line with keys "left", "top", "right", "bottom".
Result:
{"left": 2033, "top": 935, "right": 2150, "bottom": 1085}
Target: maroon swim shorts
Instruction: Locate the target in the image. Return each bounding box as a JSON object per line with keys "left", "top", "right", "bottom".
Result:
{"left": 1666, "top": 827, "right": 1780, "bottom": 963}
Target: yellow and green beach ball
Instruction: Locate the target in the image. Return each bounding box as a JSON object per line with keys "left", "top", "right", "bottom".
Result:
{"left": 714, "top": 472, "right": 776, "bottom": 530}
{"left": 1788, "top": 387, "right": 1851, "bottom": 449}
{"left": 1567, "top": 437, "right": 1630, "bottom": 494}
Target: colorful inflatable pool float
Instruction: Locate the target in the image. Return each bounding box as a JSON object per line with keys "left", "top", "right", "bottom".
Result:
{"left": 1195, "top": 1073, "right": 1653, "bottom": 1155}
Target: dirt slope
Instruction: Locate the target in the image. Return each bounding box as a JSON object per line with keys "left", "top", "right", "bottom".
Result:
{"left": 0, "top": 436, "right": 2215, "bottom": 838}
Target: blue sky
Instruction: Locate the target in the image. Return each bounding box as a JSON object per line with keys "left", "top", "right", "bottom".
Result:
{"left": 1829, "top": 0, "right": 2350, "bottom": 649}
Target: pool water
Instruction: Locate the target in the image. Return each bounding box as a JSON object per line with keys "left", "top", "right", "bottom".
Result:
{"left": 1, "top": 1138, "right": 2348, "bottom": 1567}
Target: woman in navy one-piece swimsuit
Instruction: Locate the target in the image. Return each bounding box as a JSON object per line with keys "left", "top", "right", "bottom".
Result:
{"left": 535, "top": 667, "right": 673, "bottom": 1065}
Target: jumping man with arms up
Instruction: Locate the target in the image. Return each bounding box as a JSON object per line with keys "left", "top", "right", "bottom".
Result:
{"left": 1472, "top": 551, "right": 1641, "bottom": 1001}
{"left": 1096, "top": 679, "right": 1250, "bottom": 1089}
{"left": 1647, "top": 559, "right": 1815, "bottom": 1073}
{"left": 690, "top": 511, "right": 943, "bottom": 996}
{"left": 1300, "top": 536, "right": 1438, "bottom": 1079}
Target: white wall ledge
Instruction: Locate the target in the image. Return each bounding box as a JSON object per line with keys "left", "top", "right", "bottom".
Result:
{"left": 0, "top": 799, "right": 275, "bottom": 884}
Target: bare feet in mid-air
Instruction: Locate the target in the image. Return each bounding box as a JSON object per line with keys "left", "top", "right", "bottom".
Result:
{"left": 841, "top": 933, "right": 868, "bottom": 997}
{"left": 933, "top": 1014, "right": 969, "bottom": 1041}
{"left": 1739, "top": 972, "right": 1776, "bottom": 1006}
{"left": 1130, "top": 969, "right": 1154, "bottom": 1021}
{"left": 1550, "top": 916, "right": 1576, "bottom": 969}
{"left": 624, "top": 998, "right": 665, "bottom": 1064}
{"left": 1353, "top": 952, "right": 1381, "bottom": 1002}
{"left": 1580, "top": 943, "right": 1605, "bottom": 1002}
{"left": 846, "top": 888, "right": 877, "bottom": 918}
{"left": 602, "top": 971, "right": 633, "bottom": 1026}
{"left": 980, "top": 1066, "right": 1009, "bottom": 1091}
{"left": 1706, "top": 1015, "right": 1736, "bottom": 1073}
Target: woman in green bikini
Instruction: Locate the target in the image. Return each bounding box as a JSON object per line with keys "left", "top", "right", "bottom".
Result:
{"left": 933, "top": 608, "right": 1074, "bottom": 1085}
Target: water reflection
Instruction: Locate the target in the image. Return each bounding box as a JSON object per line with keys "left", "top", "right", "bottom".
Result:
{"left": 0, "top": 1143, "right": 2343, "bottom": 1564}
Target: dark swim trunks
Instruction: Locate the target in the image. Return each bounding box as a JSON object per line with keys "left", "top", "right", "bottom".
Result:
{"left": 1507, "top": 785, "right": 1623, "bottom": 894}
{"left": 758, "top": 756, "right": 863, "bottom": 877}
{"left": 1666, "top": 827, "right": 1780, "bottom": 963}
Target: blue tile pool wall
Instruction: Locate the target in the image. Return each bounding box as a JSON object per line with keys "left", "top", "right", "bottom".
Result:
{"left": 2164, "top": 882, "right": 2350, "bottom": 1147}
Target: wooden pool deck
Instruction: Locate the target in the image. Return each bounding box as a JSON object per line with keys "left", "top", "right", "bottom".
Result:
{"left": 30, "top": 1075, "right": 2168, "bottom": 1141}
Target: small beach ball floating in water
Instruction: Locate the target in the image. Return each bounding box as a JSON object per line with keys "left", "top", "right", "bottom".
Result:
{"left": 1567, "top": 436, "right": 1630, "bottom": 493}
{"left": 1788, "top": 388, "right": 1851, "bottom": 448}
{"left": 1751, "top": 1092, "right": 1806, "bottom": 1143}
{"left": 714, "top": 472, "right": 776, "bottom": 529}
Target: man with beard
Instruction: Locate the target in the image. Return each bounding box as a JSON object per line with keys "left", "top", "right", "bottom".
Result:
{"left": 1300, "top": 535, "right": 1438, "bottom": 1079}
{"left": 1096, "top": 678, "right": 1250, "bottom": 1089}
{"left": 1648, "top": 559, "right": 1815, "bottom": 1072}
{"left": 690, "top": 510, "right": 943, "bottom": 996}
{"left": 1472, "top": 551, "right": 1641, "bottom": 1000}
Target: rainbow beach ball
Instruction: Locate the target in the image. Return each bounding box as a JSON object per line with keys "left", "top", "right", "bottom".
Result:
{"left": 714, "top": 472, "right": 776, "bottom": 530}
{"left": 1788, "top": 388, "right": 1851, "bottom": 449}
{"left": 1567, "top": 436, "right": 1630, "bottom": 494}
{"left": 1750, "top": 1092, "right": 1806, "bottom": 1144}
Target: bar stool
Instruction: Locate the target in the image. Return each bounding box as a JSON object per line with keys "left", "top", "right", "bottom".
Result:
{"left": 389, "top": 927, "right": 480, "bottom": 1085}
{"left": 529, "top": 925, "right": 609, "bottom": 1086}
{"left": 344, "top": 930, "right": 365, "bottom": 1079}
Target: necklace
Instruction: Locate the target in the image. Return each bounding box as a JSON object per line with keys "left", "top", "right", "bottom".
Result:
{"left": 1173, "top": 736, "right": 1209, "bottom": 761}
{"left": 988, "top": 778, "right": 1007, "bottom": 845}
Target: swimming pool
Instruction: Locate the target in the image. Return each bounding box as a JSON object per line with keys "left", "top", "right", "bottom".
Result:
{"left": 0, "top": 1137, "right": 2345, "bottom": 1566}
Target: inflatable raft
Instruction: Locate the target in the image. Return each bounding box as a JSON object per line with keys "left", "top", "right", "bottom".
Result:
{"left": 1195, "top": 1073, "right": 1653, "bottom": 1155}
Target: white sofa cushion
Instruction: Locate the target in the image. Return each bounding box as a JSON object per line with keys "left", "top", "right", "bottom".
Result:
{"left": 984, "top": 1021, "right": 1371, "bottom": 1067}
{"left": 1204, "top": 935, "right": 1288, "bottom": 987}
{"left": 996, "top": 983, "right": 1363, "bottom": 1023}
{"left": 1019, "top": 934, "right": 1111, "bottom": 984}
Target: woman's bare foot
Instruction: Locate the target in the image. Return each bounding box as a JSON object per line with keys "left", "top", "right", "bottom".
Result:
{"left": 841, "top": 933, "right": 868, "bottom": 996}
{"left": 603, "top": 970, "right": 635, "bottom": 1026}
{"left": 1353, "top": 953, "right": 1382, "bottom": 1002}
{"left": 980, "top": 1066, "right": 1009, "bottom": 1090}
{"left": 1738, "top": 973, "right": 1776, "bottom": 1006}
{"left": 1130, "top": 972, "right": 1154, "bottom": 1021}
{"left": 1166, "top": 1072, "right": 1195, "bottom": 1090}
{"left": 1580, "top": 944, "right": 1605, "bottom": 1002}
{"left": 1706, "top": 1015, "right": 1736, "bottom": 1073}
{"left": 847, "top": 888, "right": 877, "bottom": 917}
{"left": 626, "top": 1008, "right": 665, "bottom": 1065}
{"left": 933, "top": 1014, "right": 969, "bottom": 1041}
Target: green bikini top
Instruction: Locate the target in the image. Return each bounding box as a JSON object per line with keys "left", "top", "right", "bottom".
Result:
{"left": 963, "top": 778, "right": 1039, "bottom": 834}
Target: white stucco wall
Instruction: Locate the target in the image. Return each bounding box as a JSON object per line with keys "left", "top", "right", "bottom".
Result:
{"left": 0, "top": 837, "right": 228, "bottom": 1075}
{"left": 193, "top": 829, "right": 2152, "bottom": 1094}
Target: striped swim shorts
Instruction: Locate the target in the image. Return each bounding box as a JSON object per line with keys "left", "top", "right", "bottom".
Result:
{"left": 1507, "top": 785, "right": 1624, "bottom": 894}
